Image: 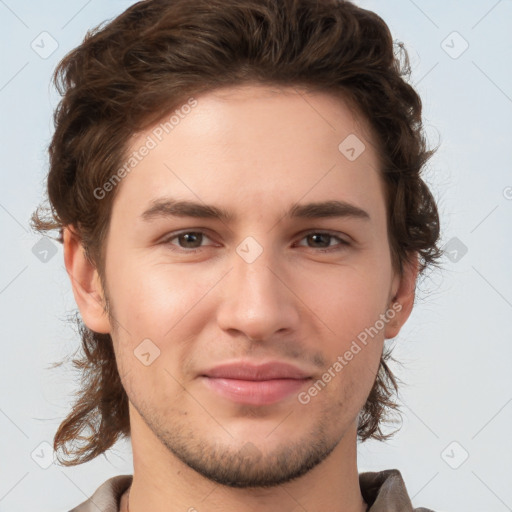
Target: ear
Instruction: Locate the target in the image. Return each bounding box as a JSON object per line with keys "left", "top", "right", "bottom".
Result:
{"left": 63, "top": 226, "right": 111, "bottom": 334}
{"left": 384, "top": 252, "right": 419, "bottom": 339}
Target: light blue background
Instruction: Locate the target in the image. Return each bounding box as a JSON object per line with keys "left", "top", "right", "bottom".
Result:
{"left": 1, "top": 1, "right": 511, "bottom": 511}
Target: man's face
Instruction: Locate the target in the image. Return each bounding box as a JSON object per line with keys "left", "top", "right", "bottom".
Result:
{"left": 100, "top": 85, "right": 402, "bottom": 487}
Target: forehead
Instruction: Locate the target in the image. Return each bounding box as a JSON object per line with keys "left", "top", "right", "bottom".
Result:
{"left": 111, "top": 84, "right": 385, "bottom": 225}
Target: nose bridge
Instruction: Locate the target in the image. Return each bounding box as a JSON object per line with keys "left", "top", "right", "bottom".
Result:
{"left": 216, "top": 237, "right": 299, "bottom": 340}
{"left": 235, "top": 240, "right": 281, "bottom": 299}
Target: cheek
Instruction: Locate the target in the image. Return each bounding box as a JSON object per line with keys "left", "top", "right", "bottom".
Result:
{"left": 298, "top": 264, "right": 388, "bottom": 402}
{"left": 108, "top": 260, "right": 212, "bottom": 340}
{"left": 108, "top": 263, "right": 202, "bottom": 404}
{"left": 300, "top": 263, "right": 390, "bottom": 342}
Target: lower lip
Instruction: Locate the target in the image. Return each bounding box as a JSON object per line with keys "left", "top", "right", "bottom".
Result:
{"left": 201, "top": 377, "right": 310, "bottom": 405}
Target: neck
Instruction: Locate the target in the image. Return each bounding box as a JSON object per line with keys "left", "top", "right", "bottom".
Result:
{"left": 126, "top": 410, "right": 367, "bottom": 512}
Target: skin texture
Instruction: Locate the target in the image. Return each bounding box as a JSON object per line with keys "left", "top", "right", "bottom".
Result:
{"left": 64, "top": 84, "right": 418, "bottom": 512}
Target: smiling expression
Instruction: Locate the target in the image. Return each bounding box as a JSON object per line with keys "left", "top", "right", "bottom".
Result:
{"left": 91, "top": 84, "right": 406, "bottom": 487}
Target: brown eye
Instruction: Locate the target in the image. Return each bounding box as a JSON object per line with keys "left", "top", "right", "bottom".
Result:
{"left": 306, "top": 233, "right": 332, "bottom": 248}
{"left": 162, "top": 230, "right": 214, "bottom": 253}
{"left": 296, "top": 231, "right": 350, "bottom": 252}
{"left": 176, "top": 232, "right": 204, "bottom": 249}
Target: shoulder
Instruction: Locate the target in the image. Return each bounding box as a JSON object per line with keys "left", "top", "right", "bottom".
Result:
{"left": 359, "top": 468, "right": 437, "bottom": 512}
{"left": 68, "top": 474, "right": 133, "bottom": 512}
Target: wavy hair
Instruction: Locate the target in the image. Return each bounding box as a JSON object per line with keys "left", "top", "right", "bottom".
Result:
{"left": 32, "top": 0, "right": 442, "bottom": 465}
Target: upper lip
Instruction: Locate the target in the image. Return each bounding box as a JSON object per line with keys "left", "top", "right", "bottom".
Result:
{"left": 202, "top": 361, "right": 312, "bottom": 381}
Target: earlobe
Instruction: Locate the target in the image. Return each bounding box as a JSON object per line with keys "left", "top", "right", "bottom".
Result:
{"left": 384, "top": 253, "right": 419, "bottom": 339}
{"left": 63, "top": 226, "right": 111, "bottom": 334}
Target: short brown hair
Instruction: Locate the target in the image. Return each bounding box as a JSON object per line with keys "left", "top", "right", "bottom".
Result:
{"left": 32, "top": 0, "right": 442, "bottom": 466}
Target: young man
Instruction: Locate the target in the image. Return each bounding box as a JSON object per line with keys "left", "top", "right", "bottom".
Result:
{"left": 33, "top": 0, "right": 442, "bottom": 510}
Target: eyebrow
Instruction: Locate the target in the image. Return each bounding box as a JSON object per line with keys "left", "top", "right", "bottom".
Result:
{"left": 140, "top": 198, "right": 371, "bottom": 223}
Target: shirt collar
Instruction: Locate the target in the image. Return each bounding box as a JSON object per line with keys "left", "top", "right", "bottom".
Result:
{"left": 359, "top": 469, "right": 416, "bottom": 511}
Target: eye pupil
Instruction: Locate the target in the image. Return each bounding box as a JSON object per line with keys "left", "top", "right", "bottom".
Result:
{"left": 179, "top": 232, "right": 202, "bottom": 248}
{"left": 308, "top": 233, "right": 330, "bottom": 247}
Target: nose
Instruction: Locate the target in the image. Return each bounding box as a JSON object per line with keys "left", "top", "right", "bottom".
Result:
{"left": 216, "top": 244, "right": 301, "bottom": 343}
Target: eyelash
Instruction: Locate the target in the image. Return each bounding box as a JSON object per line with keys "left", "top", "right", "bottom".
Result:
{"left": 161, "top": 230, "right": 350, "bottom": 254}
